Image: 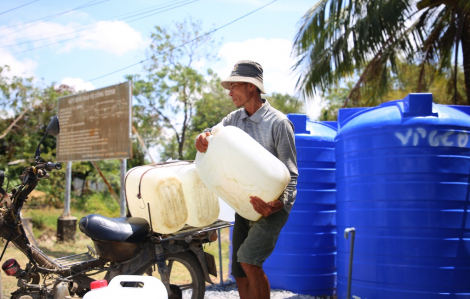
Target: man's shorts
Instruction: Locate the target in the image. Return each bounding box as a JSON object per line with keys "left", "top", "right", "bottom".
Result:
{"left": 231, "top": 209, "right": 289, "bottom": 277}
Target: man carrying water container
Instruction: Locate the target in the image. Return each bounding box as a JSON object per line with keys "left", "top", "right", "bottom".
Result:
{"left": 195, "top": 60, "right": 298, "bottom": 299}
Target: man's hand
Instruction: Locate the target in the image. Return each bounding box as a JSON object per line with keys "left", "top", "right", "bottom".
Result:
{"left": 250, "top": 196, "right": 284, "bottom": 218}
{"left": 195, "top": 132, "right": 211, "bottom": 153}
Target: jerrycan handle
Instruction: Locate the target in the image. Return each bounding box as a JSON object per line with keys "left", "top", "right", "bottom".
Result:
{"left": 196, "top": 124, "right": 221, "bottom": 164}
{"left": 195, "top": 134, "right": 212, "bottom": 164}
{"left": 108, "top": 275, "right": 160, "bottom": 288}
{"left": 211, "top": 123, "right": 224, "bottom": 136}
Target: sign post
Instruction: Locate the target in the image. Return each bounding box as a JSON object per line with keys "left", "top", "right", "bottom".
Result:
{"left": 57, "top": 82, "right": 132, "bottom": 241}
{"left": 57, "top": 161, "right": 75, "bottom": 242}
{"left": 120, "top": 159, "right": 127, "bottom": 217}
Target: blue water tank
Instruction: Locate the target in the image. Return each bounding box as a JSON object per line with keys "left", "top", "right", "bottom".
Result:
{"left": 336, "top": 93, "right": 470, "bottom": 298}
{"left": 263, "top": 114, "right": 337, "bottom": 295}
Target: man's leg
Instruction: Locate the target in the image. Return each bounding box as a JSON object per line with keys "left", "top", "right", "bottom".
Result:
{"left": 241, "top": 262, "right": 270, "bottom": 299}
{"left": 231, "top": 213, "right": 252, "bottom": 299}
{"left": 235, "top": 277, "right": 253, "bottom": 299}
{"left": 236, "top": 210, "right": 289, "bottom": 299}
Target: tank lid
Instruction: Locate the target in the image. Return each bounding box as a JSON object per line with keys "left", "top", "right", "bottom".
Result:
{"left": 287, "top": 114, "right": 310, "bottom": 134}
{"left": 401, "top": 93, "right": 438, "bottom": 117}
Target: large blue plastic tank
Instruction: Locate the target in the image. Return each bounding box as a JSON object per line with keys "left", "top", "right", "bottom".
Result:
{"left": 262, "top": 114, "right": 337, "bottom": 295}
{"left": 336, "top": 93, "right": 470, "bottom": 298}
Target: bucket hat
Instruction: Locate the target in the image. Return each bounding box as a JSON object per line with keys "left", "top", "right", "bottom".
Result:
{"left": 221, "top": 60, "right": 266, "bottom": 94}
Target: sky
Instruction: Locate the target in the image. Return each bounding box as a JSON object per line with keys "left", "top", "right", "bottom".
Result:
{"left": 0, "top": 0, "right": 324, "bottom": 119}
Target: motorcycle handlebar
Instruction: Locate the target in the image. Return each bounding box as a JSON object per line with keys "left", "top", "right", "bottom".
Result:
{"left": 35, "top": 162, "right": 62, "bottom": 171}
{"left": 45, "top": 162, "right": 62, "bottom": 171}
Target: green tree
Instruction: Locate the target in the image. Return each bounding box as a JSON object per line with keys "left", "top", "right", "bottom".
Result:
{"left": 0, "top": 66, "right": 66, "bottom": 206}
{"left": 293, "top": 0, "right": 470, "bottom": 105}
{"left": 319, "top": 61, "right": 466, "bottom": 120}
{"left": 127, "top": 18, "right": 219, "bottom": 161}
{"left": 319, "top": 82, "right": 356, "bottom": 121}
{"left": 265, "top": 92, "right": 304, "bottom": 114}
{"left": 181, "top": 70, "right": 236, "bottom": 160}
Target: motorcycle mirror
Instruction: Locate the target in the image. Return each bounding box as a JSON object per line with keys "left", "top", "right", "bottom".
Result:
{"left": 46, "top": 115, "right": 60, "bottom": 136}
{"left": 35, "top": 116, "right": 60, "bottom": 160}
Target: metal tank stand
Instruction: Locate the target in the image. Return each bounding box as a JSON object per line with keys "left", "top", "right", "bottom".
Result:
{"left": 344, "top": 227, "right": 356, "bottom": 299}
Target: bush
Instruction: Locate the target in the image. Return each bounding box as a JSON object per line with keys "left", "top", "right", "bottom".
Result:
{"left": 30, "top": 212, "right": 45, "bottom": 229}
{"left": 79, "top": 191, "right": 120, "bottom": 217}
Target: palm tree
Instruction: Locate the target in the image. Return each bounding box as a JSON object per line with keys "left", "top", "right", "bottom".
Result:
{"left": 293, "top": 0, "right": 470, "bottom": 106}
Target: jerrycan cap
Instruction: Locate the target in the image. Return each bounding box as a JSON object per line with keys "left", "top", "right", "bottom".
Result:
{"left": 90, "top": 280, "right": 108, "bottom": 289}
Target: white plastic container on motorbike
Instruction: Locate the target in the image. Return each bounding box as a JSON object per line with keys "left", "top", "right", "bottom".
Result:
{"left": 195, "top": 124, "right": 291, "bottom": 221}
{"left": 83, "top": 275, "right": 168, "bottom": 299}
{"left": 173, "top": 163, "right": 220, "bottom": 227}
{"left": 125, "top": 165, "right": 188, "bottom": 234}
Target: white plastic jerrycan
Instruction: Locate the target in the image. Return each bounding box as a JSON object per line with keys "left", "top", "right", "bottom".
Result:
{"left": 217, "top": 197, "right": 235, "bottom": 222}
{"left": 125, "top": 165, "right": 188, "bottom": 234}
{"left": 174, "top": 163, "right": 220, "bottom": 227}
{"left": 195, "top": 124, "right": 290, "bottom": 221}
{"left": 83, "top": 275, "right": 168, "bottom": 299}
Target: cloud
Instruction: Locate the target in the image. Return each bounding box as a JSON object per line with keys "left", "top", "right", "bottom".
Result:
{"left": 61, "top": 21, "right": 147, "bottom": 56}
{"left": 1, "top": 20, "right": 147, "bottom": 56}
{"left": 215, "top": 38, "right": 324, "bottom": 120}
{"left": 0, "top": 48, "right": 37, "bottom": 78}
{"left": 59, "top": 77, "right": 95, "bottom": 92}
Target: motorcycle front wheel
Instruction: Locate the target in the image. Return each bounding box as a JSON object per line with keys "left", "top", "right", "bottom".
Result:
{"left": 138, "top": 251, "right": 205, "bottom": 299}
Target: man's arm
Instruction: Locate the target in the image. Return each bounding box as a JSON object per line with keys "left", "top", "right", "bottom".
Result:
{"left": 274, "top": 119, "right": 298, "bottom": 211}
{"left": 250, "top": 195, "right": 284, "bottom": 217}
{"left": 249, "top": 119, "right": 298, "bottom": 217}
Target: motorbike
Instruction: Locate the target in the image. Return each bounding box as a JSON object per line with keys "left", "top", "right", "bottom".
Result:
{"left": 0, "top": 115, "right": 231, "bottom": 299}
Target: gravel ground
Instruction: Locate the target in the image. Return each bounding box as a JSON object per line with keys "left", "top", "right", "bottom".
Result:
{"left": 182, "top": 283, "right": 335, "bottom": 299}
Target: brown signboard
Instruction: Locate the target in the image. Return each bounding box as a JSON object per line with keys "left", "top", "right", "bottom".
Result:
{"left": 57, "top": 81, "right": 132, "bottom": 162}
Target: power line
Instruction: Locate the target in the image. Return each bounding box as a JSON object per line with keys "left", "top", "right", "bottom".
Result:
{"left": 0, "top": 0, "right": 103, "bottom": 31}
{"left": 0, "top": 0, "right": 108, "bottom": 37}
{"left": 10, "top": 0, "right": 198, "bottom": 54}
{"left": 87, "top": 0, "right": 278, "bottom": 83}
{"left": 0, "top": 0, "right": 190, "bottom": 48}
{"left": 0, "top": 0, "right": 39, "bottom": 16}
{"left": 1, "top": 0, "right": 173, "bottom": 33}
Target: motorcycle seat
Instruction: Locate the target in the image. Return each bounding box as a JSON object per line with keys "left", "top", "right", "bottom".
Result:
{"left": 79, "top": 214, "right": 150, "bottom": 243}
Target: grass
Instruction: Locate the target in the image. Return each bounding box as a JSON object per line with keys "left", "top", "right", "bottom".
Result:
{"left": 1, "top": 207, "right": 232, "bottom": 298}
{"left": 23, "top": 207, "right": 91, "bottom": 240}
{"left": 203, "top": 228, "right": 232, "bottom": 284}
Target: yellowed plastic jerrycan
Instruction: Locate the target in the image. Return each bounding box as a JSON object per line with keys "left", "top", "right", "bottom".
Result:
{"left": 125, "top": 164, "right": 188, "bottom": 234}
{"left": 195, "top": 124, "right": 290, "bottom": 221}
{"left": 174, "top": 163, "right": 220, "bottom": 227}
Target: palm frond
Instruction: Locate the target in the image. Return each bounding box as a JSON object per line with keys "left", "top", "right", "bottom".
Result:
{"left": 293, "top": 0, "right": 416, "bottom": 98}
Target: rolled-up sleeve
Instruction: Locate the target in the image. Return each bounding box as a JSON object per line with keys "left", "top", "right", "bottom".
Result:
{"left": 274, "top": 119, "right": 298, "bottom": 212}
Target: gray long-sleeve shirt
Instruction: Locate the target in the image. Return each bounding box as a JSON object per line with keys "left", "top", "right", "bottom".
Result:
{"left": 216, "top": 99, "right": 298, "bottom": 214}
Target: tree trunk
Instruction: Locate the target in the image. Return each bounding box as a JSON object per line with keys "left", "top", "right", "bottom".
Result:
{"left": 0, "top": 107, "right": 30, "bottom": 139}
{"left": 91, "top": 161, "right": 120, "bottom": 204}
{"left": 461, "top": 14, "right": 470, "bottom": 105}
